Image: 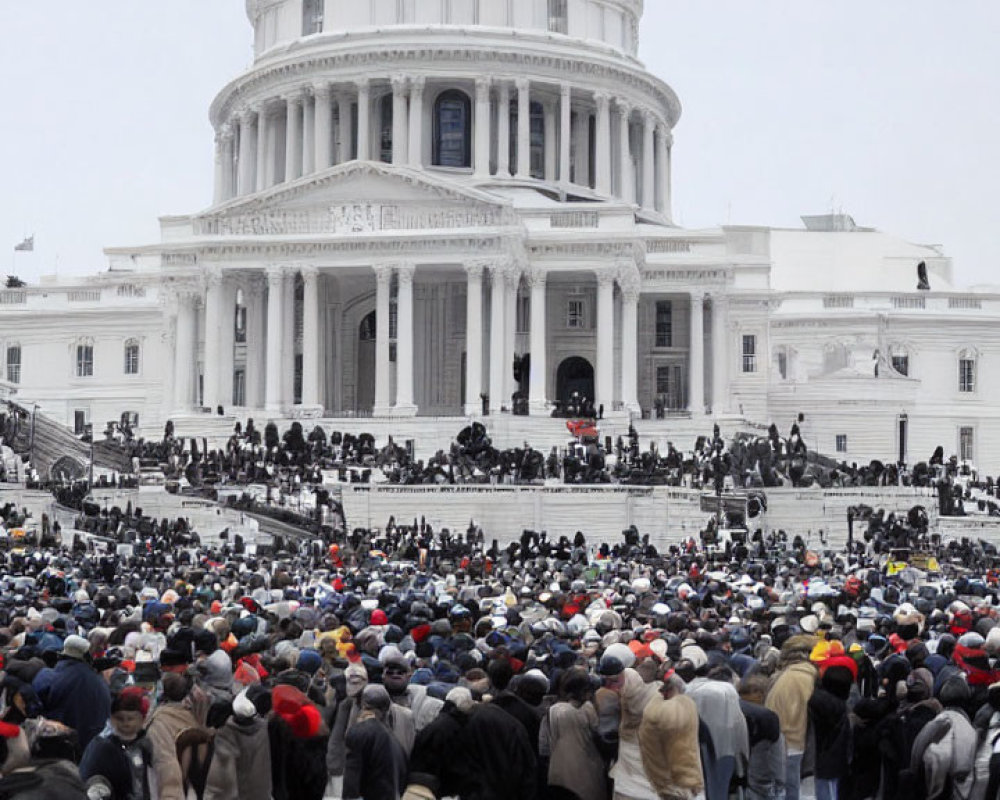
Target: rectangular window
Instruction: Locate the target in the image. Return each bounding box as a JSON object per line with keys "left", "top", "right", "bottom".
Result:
{"left": 302, "top": 0, "right": 324, "bottom": 35}
{"left": 655, "top": 366, "right": 671, "bottom": 395}
{"left": 655, "top": 301, "right": 672, "bottom": 347}
{"left": 567, "top": 298, "right": 585, "bottom": 329}
{"left": 654, "top": 365, "right": 684, "bottom": 411}
{"left": 76, "top": 345, "right": 94, "bottom": 377}
{"left": 836, "top": 434, "right": 848, "bottom": 453}
{"left": 5, "top": 346, "right": 20, "bottom": 384}
{"left": 548, "top": 0, "right": 568, "bottom": 33}
{"left": 389, "top": 300, "right": 398, "bottom": 340}
{"left": 960, "top": 426, "right": 975, "bottom": 462}
{"left": 124, "top": 343, "right": 140, "bottom": 375}
{"left": 959, "top": 358, "right": 975, "bottom": 392}
{"left": 892, "top": 355, "right": 909, "bottom": 376}
{"left": 777, "top": 350, "right": 788, "bottom": 380}
{"left": 233, "top": 369, "right": 246, "bottom": 407}
{"left": 742, "top": 335, "right": 757, "bottom": 373}
{"left": 74, "top": 410, "right": 87, "bottom": 435}
{"left": 235, "top": 305, "right": 247, "bottom": 344}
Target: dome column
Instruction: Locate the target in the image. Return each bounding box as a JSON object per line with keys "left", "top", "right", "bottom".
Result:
{"left": 220, "top": 126, "right": 236, "bottom": 201}
{"left": 213, "top": 130, "right": 226, "bottom": 205}
{"left": 337, "top": 92, "right": 353, "bottom": 164}
{"left": 658, "top": 126, "right": 673, "bottom": 221}
{"left": 559, "top": 84, "right": 571, "bottom": 184}
{"left": 391, "top": 76, "right": 408, "bottom": 166}
{"left": 302, "top": 92, "right": 315, "bottom": 175}
{"left": 618, "top": 102, "right": 634, "bottom": 203}
{"left": 285, "top": 92, "right": 304, "bottom": 182}
{"left": 516, "top": 78, "right": 531, "bottom": 177}
{"left": 474, "top": 77, "right": 492, "bottom": 177}
{"left": 463, "top": 261, "right": 485, "bottom": 415}
{"left": 496, "top": 82, "right": 511, "bottom": 178}
{"left": 595, "top": 92, "right": 612, "bottom": 195}
{"left": 372, "top": 263, "right": 393, "bottom": 416}
{"left": 282, "top": 269, "right": 296, "bottom": 407}
{"left": 408, "top": 77, "right": 425, "bottom": 168}
{"left": 256, "top": 105, "right": 269, "bottom": 191}
{"left": 313, "top": 83, "right": 333, "bottom": 171}
{"left": 357, "top": 80, "right": 371, "bottom": 161}
{"left": 237, "top": 109, "right": 257, "bottom": 196}
{"left": 641, "top": 109, "right": 656, "bottom": 210}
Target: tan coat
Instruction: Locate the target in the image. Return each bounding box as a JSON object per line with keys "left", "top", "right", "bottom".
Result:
{"left": 638, "top": 693, "right": 704, "bottom": 798}
{"left": 540, "top": 700, "right": 606, "bottom": 800}
{"left": 145, "top": 702, "right": 205, "bottom": 800}
{"left": 765, "top": 660, "right": 816, "bottom": 752}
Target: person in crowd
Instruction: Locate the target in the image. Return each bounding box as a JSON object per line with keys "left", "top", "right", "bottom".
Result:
{"left": 78, "top": 687, "right": 154, "bottom": 800}
{"left": 539, "top": 666, "right": 606, "bottom": 800}
{"left": 765, "top": 637, "right": 817, "bottom": 800}
{"left": 638, "top": 674, "right": 704, "bottom": 800}
{"left": 144, "top": 672, "right": 209, "bottom": 800}
{"left": 738, "top": 674, "right": 786, "bottom": 800}
{"left": 342, "top": 684, "right": 408, "bottom": 800}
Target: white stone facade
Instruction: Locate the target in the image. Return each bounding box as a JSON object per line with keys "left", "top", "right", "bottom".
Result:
{"left": 2, "top": 0, "right": 999, "bottom": 474}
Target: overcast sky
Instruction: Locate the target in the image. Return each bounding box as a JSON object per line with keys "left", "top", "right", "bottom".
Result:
{"left": 1, "top": 1, "right": 997, "bottom": 286}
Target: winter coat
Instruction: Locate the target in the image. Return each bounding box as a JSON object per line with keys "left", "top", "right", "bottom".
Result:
{"left": 740, "top": 700, "right": 786, "bottom": 798}
{"left": 539, "top": 700, "right": 606, "bottom": 800}
{"left": 79, "top": 725, "right": 155, "bottom": 800}
{"left": 343, "top": 715, "right": 408, "bottom": 800}
{"left": 766, "top": 660, "right": 816, "bottom": 752}
{"left": 145, "top": 701, "right": 206, "bottom": 800}
{"left": 268, "top": 713, "right": 329, "bottom": 800}
{"left": 32, "top": 657, "right": 111, "bottom": 752}
{"left": 203, "top": 715, "right": 272, "bottom": 800}
{"left": 328, "top": 695, "right": 415, "bottom": 775}
{"left": 638, "top": 693, "right": 704, "bottom": 798}
{"left": 911, "top": 706, "right": 978, "bottom": 800}
{"left": 408, "top": 705, "right": 467, "bottom": 797}
{"left": 808, "top": 686, "right": 851, "bottom": 779}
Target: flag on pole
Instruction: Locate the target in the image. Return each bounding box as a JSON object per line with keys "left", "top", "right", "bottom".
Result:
{"left": 13, "top": 236, "right": 33, "bottom": 252}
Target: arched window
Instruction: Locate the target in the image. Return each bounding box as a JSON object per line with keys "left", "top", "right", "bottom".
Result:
{"left": 5, "top": 344, "right": 20, "bottom": 384}
{"left": 124, "top": 339, "right": 140, "bottom": 375}
{"left": 379, "top": 94, "right": 393, "bottom": 163}
{"left": 823, "top": 341, "right": 851, "bottom": 374}
{"left": 959, "top": 348, "right": 977, "bottom": 393}
{"left": 510, "top": 100, "right": 546, "bottom": 178}
{"left": 433, "top": 90, "right": 472, "bottom": 168}
{"left": 889, "top": 344, "right": 910, "bottom": 376}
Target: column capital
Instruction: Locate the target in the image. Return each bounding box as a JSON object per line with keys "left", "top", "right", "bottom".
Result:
{"left": 690, "top": 289, "right": 707, "bottom": 303}
{"left": 218, "top": 123, "right": 234, "bottom": 142}
{"left": 640, "top": 106, "right": 657, "bottom": 125}
{"left": 265, "top": 264, "right": 286, "bottom": 284}
{"left": 299, "top": 264, "right": 319, "bottom": 282}
{"left": 595, "top": 269, "right": 617, "bottom": 288}
{"left": 560, "top": 83, "right": 572, "bottom": 100}
{"left": 464, "top": 260, "right": 490, "bottom": 279}
{"left": 515, "top": 77, "right": 530, "bottom": 93}
{"left": 372, "top": 262, "right": 395, "bottom": 285}
{"left": 525, "top": 267, "right": 547, "bottom": 289}
{"left": 237, "top": 106, "right": 257, "bottom": 124}
{"left": 618, "top": 99, "right": 633, "bottom": 117}
{"left": 660, "top": 128, "right": 674, "bottom": 148}
{"left": 396, "top": 261, "right": 416, "bottom": 284}
{"left": 594, "top": 90, "right": 611, "bottom": 108}
{"left": 313, "top": 82, "right": 333, "bottom": 101}
{"left": 475, "top": 76, "right": 492, "bottom": 96}
{"left": 203, "top": 265, "right": 224, "bottom": 289}
{"left": 284, "top": 89, "right": 306, "bottom": 106}
{"left": 410, "top": 75, "right": 426, "bottom": 94}
{"left": 356, "top": 78, "right": 371, "bottom": 93}
{"left": 391, "top": 75, "right": 409, "bottom": 96}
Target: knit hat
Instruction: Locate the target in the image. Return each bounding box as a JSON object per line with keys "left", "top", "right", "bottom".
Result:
{"left": 112, "top": 687, "right": 150, "bottom": 717}
{"left": 272, "top": 685, "right": 321, "bottom": 738}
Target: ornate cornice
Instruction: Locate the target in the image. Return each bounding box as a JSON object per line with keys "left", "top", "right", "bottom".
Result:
{"left": 212, "top": 45, "right": 681, "bottom": 128}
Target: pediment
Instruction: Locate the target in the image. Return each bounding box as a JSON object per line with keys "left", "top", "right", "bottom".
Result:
{"left": 195, "top": 162, "right": 514, "bottom": 237}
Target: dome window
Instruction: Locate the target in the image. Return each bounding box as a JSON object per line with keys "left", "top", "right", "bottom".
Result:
{"left": 433, "top": 90, "right": 472, "bottom": 168}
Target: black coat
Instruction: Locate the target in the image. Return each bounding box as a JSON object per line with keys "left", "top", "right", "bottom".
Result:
{"left": 79, "top": 728, "right": 153, "bottom": 800}
{"left": 808, "top": 687, "right": 851, "bottom": 779}
{"left": 343, "top": 716, "right": 408, "bottom": 800}
{"left": 268, "top": 716, "right": 329, "bottom": 800}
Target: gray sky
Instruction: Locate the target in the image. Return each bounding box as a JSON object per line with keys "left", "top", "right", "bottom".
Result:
{"left": 2, "top": 1, "right": 998, "bottom": 286}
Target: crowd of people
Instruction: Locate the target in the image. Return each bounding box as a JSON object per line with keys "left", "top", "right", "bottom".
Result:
{"left": 0, "top": 500, "right": 995, "bottom": 800}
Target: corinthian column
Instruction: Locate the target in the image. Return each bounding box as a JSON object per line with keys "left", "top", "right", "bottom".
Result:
{"left": 659, "top": 126, "right": 673, "bottom": 221}
{"left": 356, "top": 80, "right": 371, "bottom": 161}
{"left": 391, "top": 75, "right": 408, "bottom": 166}
{"left": 408, "top": 77, "right": 425, "bottom": 167}
{"left": 302, "top": 92, "right": 315, "bottom": 175}
{"left": 464, "top": 261, "right": 485, "bottom": 415}
{"left": 238, "top": 109, "right": 256, "bottom": 196}
{"left": 595, "top": 270, "right": 615, "bottom": 413}
{"left": 314, "top": 83, "right": 333, "bottom": 171}
{"left": 516, "top": 78, "right": 531, "bottom": 177}
{"left": 559, "top": 84, "right": 571, "bottom": 183}
{"left": 244, "top": 277, "right": 266, "bottom": 409}
{"left": 618, "top": 102, "right": 633, "bottom": 202}
{"left": 393, "top": 263, "right": 417, "bottom": 416}
{"left": 213, "top": 131, "right": 225, "bottom": 205}
{"left": 689, "top": 291, "right": 705, "bottom": 415}
{"left": 474, "top": 77, "right": 492, "bottom": 177}
{"left": 202, "top": 267, "right": 224, "bottom": 410}
{"left": 338, "top": 92, "right": 353, "bottom": 163}
{"left": 618, "top": 266, "right": 641, "bottom": 415}
{"left": 173, "top": 291, "right": 197, "bottom": 410}
{"left": 711, "top": 294, "right": 728, "bottom": 415}
{"left": 496, "top": 82, "right": 511, "bottom": 178}
{"left": 301, "top": 265, "right": 321, "bottom": 409}
{"left": 220, "top": 126, "right": 235, "bottom": 200}
{"left": 256, "top": 105, "right": 269, "bottom": 192}
{"left": 528, "top": 269, "right": 548, "bottom": 414}
{"left": 488, "top": 261, "right": 507, "bottom": 412}
{"left": 264, "top": 265, "right": 285, "bottom": 412}
{"left": 641, "top": 109, "right": 656, "bottom": 210}
{"left": 373, "top": 264, "right": 393, "bottom": 415}
{"left": 285, "top": 92, "right": 304, "bottom": 181}
{"left": 594, "top": 91, "right": 611, "bottom": 195}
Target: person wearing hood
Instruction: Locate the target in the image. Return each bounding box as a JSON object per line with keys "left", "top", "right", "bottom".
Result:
{"left": 808, "top": 656, "right": 855, "bottom": 800}
{"left": 539, "top": 667, "right": 606, "bottom": 800}
{"left": 910, "top": 675, "right": 978, "bottom": 800}
{"left": 269, "top": 683, "right": 329, "bottom": 800}
{"left": 203, "top": 687, "right": 272, "bottom": 800}
{"left": 685, "top": 663, "right": 749, "bottom": 800}
{"left": 32, "top": 634, "right": 111, "bottom": 755}
{"left": 738, "top": 674, "right": 787, "bottom": 800}
{"left": 765, "top": 636, "right": 817, "bottom": 800}
{"left": 605, "top": 652, "right": 659, "bottom": 800}
{"left": 78, "top": 687, "right": 155, "bottom": 800}
{"left": 343, "top": 684, "right": 408, "bottom": 800}
{"left": 145, "top": 672, "right": 210, "bottom": 800}
{"left": 638, "top": 674, "right": 704, "bottom": 800}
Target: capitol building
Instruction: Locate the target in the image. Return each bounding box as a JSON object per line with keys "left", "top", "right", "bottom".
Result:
{"left": 3, "top": 0, "right": 999, "bottom": 474}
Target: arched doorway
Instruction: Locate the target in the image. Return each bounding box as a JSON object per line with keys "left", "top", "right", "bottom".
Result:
{"left": 556, "top": 356, "right": 594, "bottom": 404}
{"left": 356, "top": 311, "right": 376, "bottom": 412}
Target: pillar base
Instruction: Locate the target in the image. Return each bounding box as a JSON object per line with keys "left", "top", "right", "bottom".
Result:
{"left": 529, "top": 400, "right": 550, "bottom": 416}
{"left": 389, "top": 403, "right": 418, "bottom": 418}
{"left": 265, "top": 403, "right": 285, "bottom": 415}
{"left": 464, "top": 404, "right": 484, "bottom": 417}
{"left": 288, "top": 404, "right": 324, "bottom": 420}
{"left": 372, "top": 405, "right": 394, "bottom": 418}
{"left": 625, "top": 402, "right": 642, "bottom": 417}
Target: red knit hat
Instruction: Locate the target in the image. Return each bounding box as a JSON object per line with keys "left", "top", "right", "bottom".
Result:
{"left": 370, "top": 609, "right": 388, "bottom": 626}
{"left": 819, "top": 655, "right": 858, "bottom": 681}
{"left": 411, "top": 624, "right": 432, "bottom": 643}
{"left": 272, "top": 685, "right": 321, "bottom": 738}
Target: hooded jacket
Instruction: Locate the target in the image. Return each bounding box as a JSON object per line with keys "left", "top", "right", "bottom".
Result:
{"left": 638, "top": 693, "right": 704, "bottom": 798}
{"left": 203, "top": 715, "right": 272, "bottom": 800}
{"left": 32, "top": 656, "right": 111, "bottom": 752}
{"left": 145, "top": 701, "right": 207, "bottom": 800}
{"left": 766, "top": 660, "right": 816, "bottom": 752}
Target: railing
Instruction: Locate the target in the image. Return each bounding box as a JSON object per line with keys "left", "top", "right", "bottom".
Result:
{"left": 0, "top": 291, "right": 26, "bottom": 305}
{"left": 823, "top": 295, "right": 854, "bottom": 309}
{"left": 892, "top": 296, "right": 926, "bottom": 310}
{"left": 117, "top": 284, "right": 146, "bottom": 298}
{"left": 949, "top": 297, "right": 982, "bottom": 310}
{"left": 646, "top": 239, "right": 692, "bottom": 254}
{"left": 550, "top": 211, "right": 599, "bottom": 229}
{"left": 67, "top": 290, "right": 101, "bottom": 302}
